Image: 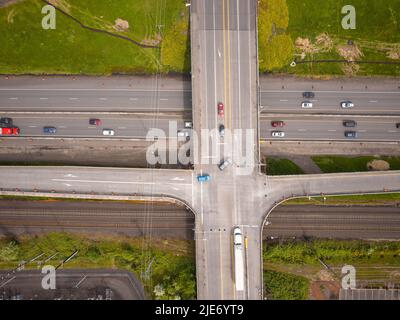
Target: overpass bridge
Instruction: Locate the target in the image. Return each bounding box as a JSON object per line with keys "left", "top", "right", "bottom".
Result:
{"left": 0, "top": 0, "right": 399, "bottom": 300}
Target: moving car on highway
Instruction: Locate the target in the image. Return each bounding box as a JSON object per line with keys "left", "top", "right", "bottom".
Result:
{"left": 343, "top": 120, "right": 357, "bottom": 127}
{"left": 396, "top": 123, "right": 400, "bottom": 129}
{"left": 218, "top": 158, "right": 232, "bottom": 171}
{"left": 197, "top": 174, "right": 211, "bottom": 182}
{"left": 302, "top": 92, "right": 315, "bottom": 99}
{"left": 219, "top": 124, "right": 225, "bottom": 137}
{"left": 0, "top": 127, "right": 20, "bottom": 135}
{"left": 89, "top": 119, "right": 101, "bottom": 126}
{"left": 218, "top": 102, "right": 224, "bottom": 116}
{"left": 301, "top": 101, "right": 313, "bottom": 108}
{"left": 43, "top": 126, "right": 57, "bottom": 134}
{"left": 341, "top": 101, "right": 354, "bottom": 108}
{"left": 0, "top": 117, "right": 13, "bottom": 126}
{"left": 271, "top": 131, "right": 285, "bottom": 138}
{"left": 102, "top": 129, "right": 115, "bottom": 136}
{"left": 345, "top": 131, "right": 357, "bottom": 138}
{"left": 271, "top": 121, "right": 285, "bottom": 127}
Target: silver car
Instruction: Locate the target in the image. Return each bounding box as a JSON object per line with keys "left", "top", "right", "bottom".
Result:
{"left": 341, "top": 101, "right": 354, "bottom": 108}
{"left": 218, "top": 158, "right": 232, "bottom": 171}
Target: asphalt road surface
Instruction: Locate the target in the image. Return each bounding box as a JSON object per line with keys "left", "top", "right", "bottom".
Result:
{"left": 0, "top": 200, "right": 194, "bottom": 239}
{"left": 0, "top": 269, "right": 145, "bottom": 300}
{"left": 265, "top": 205, "right": 400, "bottom": 240}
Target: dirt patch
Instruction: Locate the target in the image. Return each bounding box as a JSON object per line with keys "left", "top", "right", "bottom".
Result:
{"left": 315, "top": 33, "right": 333, "bottom": 52}
{"left": 387, "top": 47, "right": 400, "bottom": 60}
{"left": 337, "top": 43, "right": 364, "bottom": 62}
{"left": 341, "top": 62, "right": 360, "bottom": 76}
{"left": 142, "top": 33, "right": 162, "bottom": 46}
{"left": 367, "top": 159, "right": 390, "bottom": 171}
{"left": 114, "top": 18, "right": 130, "bottom": 32}
{"left": 310, "top": 281, "right": 340, "bottom": 300}
{"left": 295, "top": 37, "right": 317, "bottom": 55}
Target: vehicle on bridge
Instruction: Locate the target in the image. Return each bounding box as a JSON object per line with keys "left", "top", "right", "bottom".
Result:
{"left": 271, "top": 131, "right": 285, "bottom": 138}
{"left": 0, "top": 127, "right": 20, "bottom": 135}
{"left": 301, "top": 101, "right": 313, "bottom": 108}
{"left": 43, "top": 126, "right": 57, "bottom": 134}
{"left": 218, "top": 158, "right": 232, "bottom": 171}
{"left": 341, "top": 101, "right": 354, "bottom": 109}
{"left": 271, "top": 121, "right": 285, "bottom": 127}
{"left": 343, "top": 120, "right": 357, "bottom": 127}
{"left": 197, "top": 174, "right": 211, "bottom": 182}
{"left": 89, "top": 118, "right": 101, "bottom": 126}
{"left": 217, "top": 102, "right": 224, "bottom": 116}
{"left": 233, "top": 226, "right": 244, "bottom": 292}
{"left": 345, "top": 131, "right": 358, "bottom": 138}
{"left": 0, "top": 117, "right": 13, "bottom": 127}
{"left": 102, "top": 129, "right": 115, "bottom": 136}
{"left": 219, "top": 124, "right": 225, "bottom": 137}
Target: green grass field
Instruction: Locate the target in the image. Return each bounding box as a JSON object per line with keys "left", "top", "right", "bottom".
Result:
{"left": 312, "top": 156, "right": 400, "bottom": 173}
{"left": 263, "top": 269, "right": 309, "bottom": 300}
{"left": 0, "top": 0, "right": 189, "bottom": 74}
{"left": 265, "top": 158, "right": 304, "bottom": 175}
{"left": 258, "top": 0, "right": 400, "bottom": 76}
{"left": 0, "top": 233, "right": 196, "bottom": 299}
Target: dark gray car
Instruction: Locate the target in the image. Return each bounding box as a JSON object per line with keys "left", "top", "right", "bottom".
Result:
{"left": 343, "top": 120, "right": 357, "bottom": 127}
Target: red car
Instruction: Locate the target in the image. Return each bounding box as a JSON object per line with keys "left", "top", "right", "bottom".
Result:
{"left": 271, "top": 121, "right": 285, "bottom": 127}
{"left": 89, "top": 119, "right": 102, "bottom": 126}
{"left": 0, "top": 127, "right": 20, "bottom": 135}
{"left": 217, "top": 102, "right": 224, "bottom": 116}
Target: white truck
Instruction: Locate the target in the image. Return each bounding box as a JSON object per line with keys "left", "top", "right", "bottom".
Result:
{"left": 233, "top": 226, "right": 245, "bottom": 292}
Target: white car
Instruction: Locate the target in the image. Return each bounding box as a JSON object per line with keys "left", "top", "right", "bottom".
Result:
{"left": 301, "top": 101, "right": 313, "bottom": 108}
{"left": 102, "top": 129, "right": 115, "bottom": 136}
{"left": 341, "top": 101, "right": 354, "bottom": 108}
{"left": 233, "top": 227, "right": 242, "bottom": 246}
{"left": 271, "top": 131, "right": 285, "bottom": 138}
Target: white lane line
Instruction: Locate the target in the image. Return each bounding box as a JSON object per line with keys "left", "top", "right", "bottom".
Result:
{"left": 9, "top": 97, "right": 18, "bottom": 100}
{"left": 51, "top": 178, "right": 191, "bottom": 186}
{"left": 388, "top": 130, "right": 396, "bottom": 133}
{"left": 118, "top": 127, "right": 126, "bottom": 129}
{"left": 369, "top": 100, "right": 378, "bottom": 103}
{"left": 298, "top": 129, "right": 307, "bottom": 132}
{"left": 39, "top": 97, "right": 48, "bottom": 100}
{"left": 328, "top": 130, "right": 337, "bottom": 132}
{"left": 69, "top": 97, "right": 79, "bottom": 100}
{"left": 279, "top": 99, "right": 288, "bottom": 102}
{"left": 160, "top": 98, "right": 169, "bottom": 101}
{"left": 129, "top": 98, "right": 138, "bottom": 101}
{"left": 99, "top": 98, "right": 108, "bottom": 101}
{"left": 59, "top": 126, "right": 67, "bottom": 129}
{"left": 28, "top": 125, "right": 37, "bottom": 128}
{"left": 358, "top": 130, "right": 367, "bottom": 132}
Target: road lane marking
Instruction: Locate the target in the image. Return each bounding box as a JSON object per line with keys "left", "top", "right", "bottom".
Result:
{"left": 99, "top": 98, "right": 108, "bottom": 101}
{"left": 28, "top": 126, "right": 37, "bottom": 128}
{"left": 51, "top": 179, "right": 191, "bottom": 186}
{"left": 298, "top": 129, "right": 307, "bottom": 132}
{"left": 328, "top": 130, "right": 337, "bottom": 132}
{"left": 369, "top": 100, "right": 378, "bottom": 103}
{"left": 160, "top": 98, "right": 169, "bottom": 101}
{"left": 9, "top": 97, "right": 18, "bottom": 100}
{"left": 279, "top": 99, "right": 288, "bottom": 102}
{"left": 69, "top": 97, "right": 79, "bottom": 100}
{"left": 39, "top": 97, "right": 48, "bottom": 100}
{"left": 129, "top": 98, "right": 138, "bottom": 101}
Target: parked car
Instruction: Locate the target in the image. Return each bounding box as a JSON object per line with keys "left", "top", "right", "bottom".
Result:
{"left": 218, "top": 158, "right": 232, "bottom": 171}
{"left": 302, "top": 92, "right": 315, "bottom": 99}
{"left": 219, "top": 124, "right": 225, "bottom": 137}
{"left": 271, "top": 131, "right": 285, "bottom": 138}
{"left": 301, "top": 101, "right": 313, "bottom": 108}
{"left": 102, "top": 129, "right": 115, "bottom": 136}
{"left": 343, "top": 120, "right": 357, "bottom": 127}
{"left": 43, "top": 126, "right": 57, "bottom": 134}
{"left": 197, "top": 174, "right": 211, "bottom": 182}
{"left": 271, "top": 121, "right": 285, "bottom": 127}
{"left": 344, "top": 131, "right": 357, "bottom": 138}
{"left": 341, "top": 101, "right": 354, "bottom": 109}
{"left": 0, "top": 117, "right": 13, "bottom": 127}
{"left": 89, "top": 119, "right": 101, "bottom": 126}
{"left": 217, "top": 102, "right": 224, "bottom": 116}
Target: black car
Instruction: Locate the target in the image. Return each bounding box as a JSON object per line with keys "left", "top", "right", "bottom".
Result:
{"left": 344, "top": 131, "right": 357, "bottom": 138}
{"left": 396, "top": 123, "right": 400, "bottom": 129}
{"left": 343, "top": 120, "right": 357, "bottom": 127}
{"left": 302, "top": 92, "right": 315, "bottom": 99}
{"left": 0, "top": 117, "right": 13, "bottom": 127}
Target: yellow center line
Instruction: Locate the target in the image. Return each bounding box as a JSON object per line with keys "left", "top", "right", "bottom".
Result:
{"left": 227, "top": 0, "right": 232, "bottom": 130}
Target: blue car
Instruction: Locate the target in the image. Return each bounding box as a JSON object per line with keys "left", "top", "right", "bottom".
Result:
{"left": 197, "top": 174, "right": 211, "bottom": 182}
{"left": 43, "top": 126, "right": 57, "bottom": 134}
